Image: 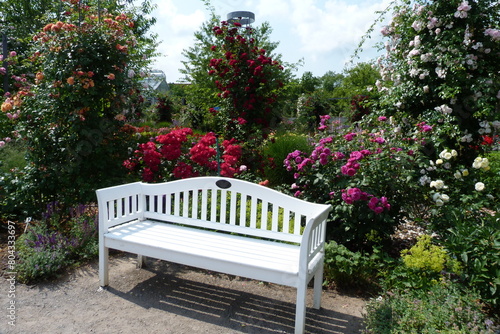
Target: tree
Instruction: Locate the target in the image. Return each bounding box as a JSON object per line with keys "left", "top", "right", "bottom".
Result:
{"left": 299, "top": 71, "right": 320, "bottom": 94}
{"left": 320, "top": 70, "right": 344, "bottom": 93}
{"left": 331, "top": 63, "right": 381, "bottom": 117}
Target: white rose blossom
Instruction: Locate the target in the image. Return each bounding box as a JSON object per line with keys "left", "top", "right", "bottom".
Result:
{"left": 435, "top": 104, "right": 452, "bottom": 114}
{"left": 430, "top": 179, "right": 446, "bottom": 189}
{"left": 472, "top": 157, "right": 489, "bottom": 170}
{"left": 475, "top": 182, "right": 485, "bottom": 191}
{"left": 433, "top": 193, "right": 450, "bottom": 206}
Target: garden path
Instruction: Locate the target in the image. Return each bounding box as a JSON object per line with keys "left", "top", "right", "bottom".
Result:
{"left": 1, "top": 252, "right": 367, "bottom": 334}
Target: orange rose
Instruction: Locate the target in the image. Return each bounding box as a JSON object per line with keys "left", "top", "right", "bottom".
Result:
{"left": 36, "top": 72, "right": 44, "bottom": 82}
{"left": 67, "top": 77, "right": 75, "bottom": 85}
{"left": 106, "top": 73, "right": 115, "bottom": 80}
{"left": 1, "top": 102, "right": 13, "bottom": 112}
{"left": 258, "top": 180, "right": 270, "bottom": 186}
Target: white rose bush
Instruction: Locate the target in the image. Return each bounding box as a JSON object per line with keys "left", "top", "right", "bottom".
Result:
{"left": 365, "top": 0, "right": 500, "bottom": 313}
{"left": 375, "top": 0, "right": 499, "bottom": 160}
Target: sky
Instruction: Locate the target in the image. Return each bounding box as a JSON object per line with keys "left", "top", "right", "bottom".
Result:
{"left": 146, "top": 0, "right": 393, "bottom": 83}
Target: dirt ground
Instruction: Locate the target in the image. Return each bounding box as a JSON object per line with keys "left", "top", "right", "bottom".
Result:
{"left": 1, "top": 251, "right": 367, "bottom": 334}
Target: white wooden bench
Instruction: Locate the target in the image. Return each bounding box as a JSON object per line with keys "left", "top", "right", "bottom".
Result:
{"left": 97, "top": 176, "right": 332, "bottom": 334}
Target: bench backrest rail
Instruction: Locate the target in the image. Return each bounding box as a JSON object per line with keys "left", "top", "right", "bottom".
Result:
{"left": 97, "top": 177, "right": 332, "bottom": 245}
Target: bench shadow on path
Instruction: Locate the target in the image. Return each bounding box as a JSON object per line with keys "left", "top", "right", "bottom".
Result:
{"left": 106, "top": 262, "right": 364, "bottom": 334}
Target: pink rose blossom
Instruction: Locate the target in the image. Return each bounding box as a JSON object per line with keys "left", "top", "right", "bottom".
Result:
{"left": 344, "top": 132, "right": 357, "bottom": 141}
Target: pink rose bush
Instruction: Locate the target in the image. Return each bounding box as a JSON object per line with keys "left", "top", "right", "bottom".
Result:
{"left": 123, "top": 128, "right": 242, "bottom": 182}
{"left": 284, "top": 114, "right": 428, "bottom": 250}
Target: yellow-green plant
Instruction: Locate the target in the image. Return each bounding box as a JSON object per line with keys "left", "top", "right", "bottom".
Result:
{"left": 384, "top": 235, "right": 461, "bottom": 290}
{"left": 402, "top": 235, "right": 450, "bottom": 273}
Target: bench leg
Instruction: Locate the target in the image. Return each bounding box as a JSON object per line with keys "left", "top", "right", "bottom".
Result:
{"left": 295, "top": 279, "right": 307, "bottom": 334}
{"left": 313, "top": 262, "right": 323, "bottom": 309}
{"left": 99, "top": 246, "right": 109, "bottom": 287}
{"left": 137, "top": 254, "right": 146, "bottom": 269}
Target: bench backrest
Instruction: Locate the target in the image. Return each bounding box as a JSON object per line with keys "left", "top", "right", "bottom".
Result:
{"left": 97, "top": 177, "right": 331, "bottom": 244}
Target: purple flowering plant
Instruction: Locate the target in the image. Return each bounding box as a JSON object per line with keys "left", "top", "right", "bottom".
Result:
{"left": 284, "top": 114, "right": 429, "bottom": 250}
{"left": 16, "top": 202, "right": 99, "bottom": 283}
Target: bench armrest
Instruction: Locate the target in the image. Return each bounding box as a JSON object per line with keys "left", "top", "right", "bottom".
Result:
{"left": 299, "top": 206, "right": 332, "bottom": 275}
{"left": 96, "top": 182, "right": 144, "bottom": 234}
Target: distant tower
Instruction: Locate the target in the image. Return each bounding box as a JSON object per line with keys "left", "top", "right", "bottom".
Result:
{"left": 227, "top": 11, "right": 255, "bottom": 27}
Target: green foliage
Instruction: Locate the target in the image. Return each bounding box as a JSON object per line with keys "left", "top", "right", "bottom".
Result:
{"left": 401, "top": 235, "right": 458, "bottom": 273}
{"left": 323, "top": 241, "right": 384, "bottom": 290}
{"left": 0, "top": 140, "right": 26, "bottom": 174}
{"left": 261, "top": 133, "right": 311, "bottom": 186}
{"left": 420, "top": 147, "right": 499, "bottom": 233}
{"left": 0, "top": 0, "right": 61, "bottom": 56}
{"left": 334, "top": 63, "right": 381, "bottom": 115}
{"left": 299, "top": 71, "right": 320, "bottom": 94}
{"left": 364, "top": 280, "right": 497, "bottom": 334}
{"left": 0, "top": 141, "right": 28, "bottom": 217}
{"left": 16, "top": 204, "right": 98, "bottom": 283}
{"left": 154, "top": 93, "right": 176, "bottom": 123}
{"left": 296, "top": 91, "right": 336, "bottom": 132}
{"left": 482, "top": 151, "right": 500, "bottom": 195}
{"left": 320, "top": 70, "right": 344, "bottom": 94}
{"left": 441, "top": 212, "right": 500, "bottom": 309}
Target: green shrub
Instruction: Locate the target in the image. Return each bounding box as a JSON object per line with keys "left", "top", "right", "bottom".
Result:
{"left": 364, "top": 281, "right": 498, "bottom": 334}
{"left": 0, "top": 141, "right": 29, "bottom": 218}
{"left": 262, "top": 133, "right": 311, "bottom": 186}
{"left": 1, "top": 4, "right": 157, "bottom": 215}
{"left": 16, "top": 226, "right": 72, "bottom": 283}
{"left": 441, "top": 212, "right": 500, "bottom": 310}
{"left": 324, "top": 241, "right": 386, "bottom": 290}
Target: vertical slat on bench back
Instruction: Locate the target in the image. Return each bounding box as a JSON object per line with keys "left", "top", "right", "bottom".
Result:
{"left": 141, "top": 177, "right": 330, "bottom": 243}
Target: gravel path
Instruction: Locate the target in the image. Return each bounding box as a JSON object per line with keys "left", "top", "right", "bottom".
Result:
{"left": 1, "top": 252, "right": 367, "bottom": 334}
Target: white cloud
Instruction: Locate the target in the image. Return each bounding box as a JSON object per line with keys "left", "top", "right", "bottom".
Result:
{"left": 292, "top": 0, "right": 389, "bottom": 55}
{"left": 149, "top": 0, "right": 207, "bottom": 82}
{"left": 147, "top": 0, "right": 391, "bottom": 81}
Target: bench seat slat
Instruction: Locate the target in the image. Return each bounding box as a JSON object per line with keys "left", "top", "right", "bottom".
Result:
{"left": 105, "top": 221, "right": 301, "bottom": 275}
